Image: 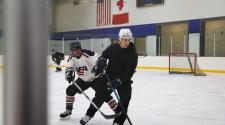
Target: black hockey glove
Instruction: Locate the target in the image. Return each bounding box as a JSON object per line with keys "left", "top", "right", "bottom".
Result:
{"left": 65, "top": 67, "right": 75, "bottom": 83}
{"left": 95, "top": 57, "right": 107, "bottom": 75}
{"left": 107, "top": 78, "right": 122, "bottom": 90}
{"left": 60, "top": 55, "right": 65, "bottom": 60}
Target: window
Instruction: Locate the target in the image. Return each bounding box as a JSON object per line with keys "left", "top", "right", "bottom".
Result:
{"left": 136, "top": 0, "right": 164, "bottom": 7}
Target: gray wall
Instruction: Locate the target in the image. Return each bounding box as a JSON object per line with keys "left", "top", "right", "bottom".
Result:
{"left": 161, "top": 23, "right": 188, "bottom": 56}
{"left": 135, "top": 37, "right": 146, "bottom": 55}
{"left": 53, "top": 0, "right": 225, "bottom": 32}
{"left": 205, "top": 19, "right": 225, "bottom": 57}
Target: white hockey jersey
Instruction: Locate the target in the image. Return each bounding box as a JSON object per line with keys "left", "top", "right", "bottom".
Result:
{"left": 67, "top": 50, "right": 99, "bottom": 82}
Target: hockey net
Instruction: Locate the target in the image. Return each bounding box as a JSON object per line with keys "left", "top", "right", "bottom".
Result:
{"left": 169, "top": 53, "right": 206, "bottom": 76}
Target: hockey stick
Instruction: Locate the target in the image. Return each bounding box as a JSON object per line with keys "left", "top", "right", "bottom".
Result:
{"left": 72, "top": 81, "right": 122, "bottom": 119}
{"left": 104, "top": 72, "right": 133, "bottom": 125}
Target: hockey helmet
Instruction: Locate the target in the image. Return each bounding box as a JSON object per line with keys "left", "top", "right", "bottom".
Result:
{"left": 70, "top": 41, "right": 81, "bottom": 51}
{"left": 118, "top": 28, "right": 133, "bottom": 42}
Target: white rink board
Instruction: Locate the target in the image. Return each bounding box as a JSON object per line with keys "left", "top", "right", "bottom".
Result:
{"left": 1, "top": 55, "right": 225, "bottom": 71}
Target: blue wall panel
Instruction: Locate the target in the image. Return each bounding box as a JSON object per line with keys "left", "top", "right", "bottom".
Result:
{"left": 188, "top": 19, "right": 201, "bottom": 33}
{"left": 50, "top": 24, "right": 157, "bottom": 40}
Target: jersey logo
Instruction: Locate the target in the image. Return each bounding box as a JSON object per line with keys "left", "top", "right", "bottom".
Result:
{"left": 76, "top": 66, "right": 88, "bottom": 76}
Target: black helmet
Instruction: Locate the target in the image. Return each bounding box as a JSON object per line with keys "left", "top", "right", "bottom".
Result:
{"left": 70, "top": 41, "right": 81, "bottom": 51}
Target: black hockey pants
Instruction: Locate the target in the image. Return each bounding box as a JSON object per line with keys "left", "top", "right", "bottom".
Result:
{"left": 85, "top": 82, "right": 132, "bottom": 125}
{"left": 65, "top": 77, "right": 113, "bottom": 110}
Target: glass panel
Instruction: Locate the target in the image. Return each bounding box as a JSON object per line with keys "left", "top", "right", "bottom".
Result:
{"left": 49, "top": 40, "right": 64, "bottom": 54}
{"left": 189, "top": 33, "right": 200, "bottom": 56}
{"left": 48, "top": 38, "right": 112, "bottom": 56}
{"left": 146, "top": 35, "right": 157, "bottom": 56}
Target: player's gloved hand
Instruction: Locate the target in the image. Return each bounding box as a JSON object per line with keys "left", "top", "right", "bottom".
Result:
{"left": 59, "top": 56, "right": 64, "bottom": 60}
{"left": 107, "top": 78, "right": 122, "bottom": 90}
{"left": 95, "top": 57, "right": 107, "bottom": 75}
{"left": 65, "top": 67, "right": 75, "bottom": 83}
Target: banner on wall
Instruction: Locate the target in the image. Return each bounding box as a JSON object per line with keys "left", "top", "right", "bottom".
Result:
{"left": 112, "top": 0, "right": 129, "bottom": 25}
{"left": 97, "top": 0, "right": 111, "bottom": 26}
{"left": 96, "top": 0, "right": 129, "bottom": 26}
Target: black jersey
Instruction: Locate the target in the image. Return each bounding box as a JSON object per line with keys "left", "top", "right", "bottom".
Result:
{"left": 52, "top": 52, "right": 64, "bottom": 61}
{"left": 101, "top": 43, "right": 138, "bottom": 83}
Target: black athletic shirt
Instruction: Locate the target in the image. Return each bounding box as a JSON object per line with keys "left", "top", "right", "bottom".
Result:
{"left": 102, "top": 43, "right": 138, "bottom": 83}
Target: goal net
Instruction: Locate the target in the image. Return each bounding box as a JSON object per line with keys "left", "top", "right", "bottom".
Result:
{"left": 169, "top": 53, "right": 206, "bottom": 76}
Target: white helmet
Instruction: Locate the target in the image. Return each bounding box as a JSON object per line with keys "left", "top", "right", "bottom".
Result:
{"left": 118, "top": 28, "right": 133, "bottom": 42}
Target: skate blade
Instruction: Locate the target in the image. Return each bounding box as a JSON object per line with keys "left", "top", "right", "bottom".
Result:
{"left": 60, "top": 115, "right": 71, "bottom": 120}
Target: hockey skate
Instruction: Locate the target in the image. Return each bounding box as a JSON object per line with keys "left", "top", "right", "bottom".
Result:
{"left": 55, "top": 67, "right": 62, "bottom": 72}
{"left": 59, "top": 110, "right": 72, "bottom": 119}
{"left": 80, "top": 115, "right": 91, "bottom": 125}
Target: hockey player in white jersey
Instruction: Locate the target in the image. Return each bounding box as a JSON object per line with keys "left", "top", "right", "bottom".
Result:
{"left": 60, "top": 41, "right": 120, "bottom": 124}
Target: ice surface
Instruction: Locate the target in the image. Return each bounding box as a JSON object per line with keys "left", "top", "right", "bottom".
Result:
{"left": 48, "top": 69, "right": 225, "bottom": 125}
{"left": 1, "top": 68, "right": 225, "bottom": 125}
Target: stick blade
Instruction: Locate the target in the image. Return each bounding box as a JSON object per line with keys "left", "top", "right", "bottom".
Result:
{"left": 102, "top": 111, "right": 122, "bottom": 119}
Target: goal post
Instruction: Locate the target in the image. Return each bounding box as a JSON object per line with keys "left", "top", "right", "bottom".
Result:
{"left": 169, "top": 53, "right": 206, "bottom": 76}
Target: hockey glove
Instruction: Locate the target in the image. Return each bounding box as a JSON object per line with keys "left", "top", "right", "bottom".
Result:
{"left": 60, "top": 55, "right": 65, "bottom": 60}
{"left": 107, "top": 78, "right": 122, "bottom": 90}
{"left": 95, "top": 57, "right": 107, "bottom": 75}
{"left": 65, "top": 67, "right": 75, "bottom": 83}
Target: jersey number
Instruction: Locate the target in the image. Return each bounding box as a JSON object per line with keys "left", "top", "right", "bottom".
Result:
{"left": 76, "top": 66, "right": 88, "bottom": 76}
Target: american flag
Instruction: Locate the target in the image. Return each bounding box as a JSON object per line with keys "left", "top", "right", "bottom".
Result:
{"left": 97, "top": 0, "right": 111, "bottom": 26}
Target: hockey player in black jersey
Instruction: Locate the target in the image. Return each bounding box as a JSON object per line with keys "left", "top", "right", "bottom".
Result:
{"left": 59, "top": 41, "right": 120, "bottom": 124}
{"left": 82, "top": 28, "right": 138, "bottom": 125}
{"left": 51, "top": 49, "right": 64, "bottom": 72}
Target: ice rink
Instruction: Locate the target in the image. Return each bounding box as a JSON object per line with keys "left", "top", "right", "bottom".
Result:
{"left": 48, "top": 68, "right": 225, "bottom": 125}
